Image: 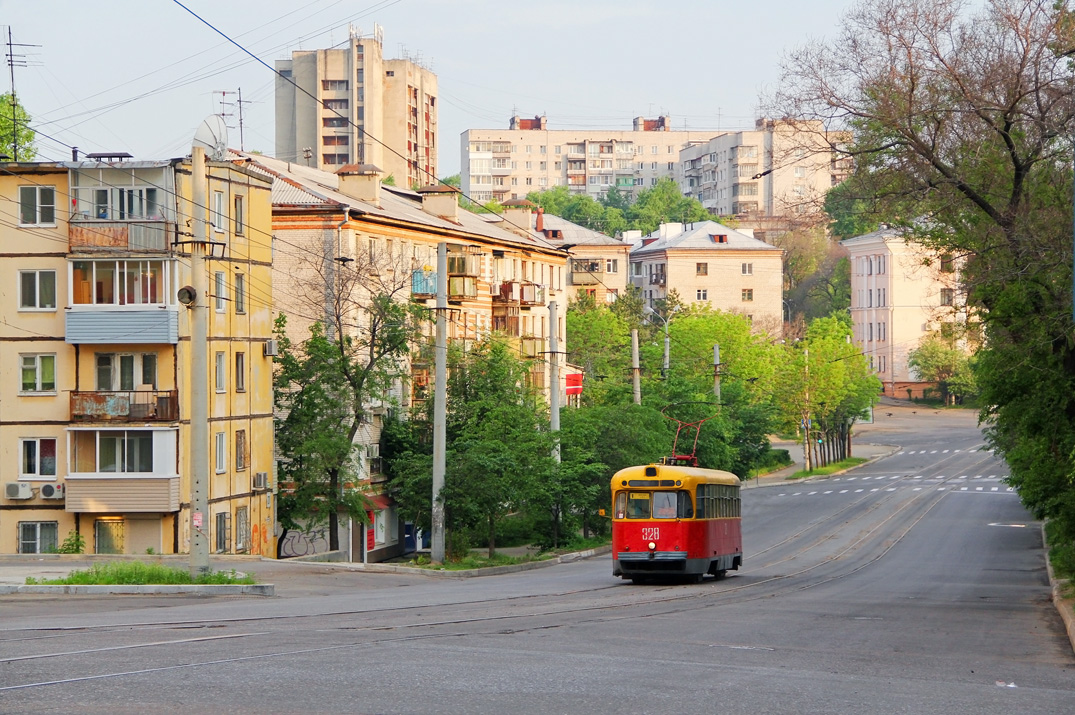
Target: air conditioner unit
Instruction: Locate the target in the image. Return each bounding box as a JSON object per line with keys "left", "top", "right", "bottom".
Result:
{"left": 5, "top": 482, "right": 33, "bottom": 500}
{"left": 264, "top": 340, "right": 279, "bottom": 357}
{"left": 252, "top": 472, "right": 268, "bottom": 491}
{"left": 40, "top": 483, "right": 65, "bottom": 500}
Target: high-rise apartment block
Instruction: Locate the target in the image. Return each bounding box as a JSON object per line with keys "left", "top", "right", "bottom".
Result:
{"left": 677, "top": 119, "right": 852, "bottom": 236}
{"left": 461, "top": 116, "right": 715, "bottom": 204}
{"left": 275, "top": 25, "right": 437, "bottom": 189}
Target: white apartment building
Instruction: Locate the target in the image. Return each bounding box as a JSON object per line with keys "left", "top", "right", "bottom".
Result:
{"left": 630, "top": 221, "right": 783, "bottom": 333}
{"left": 461, "top": 116, "right": 717, "bottom": 204}
{"left": 275, "top": 25, "right": 437, "bottom": 188}
{"left": 842, "top": 226, "right": 962, "bottom": 398}
{"left": 678, "top": 119, "right": 852, "bottom": 238}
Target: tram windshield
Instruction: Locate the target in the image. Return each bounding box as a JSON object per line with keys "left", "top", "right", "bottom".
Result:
{"left": 616, "top": 490, "right": 693, "bottom": 519}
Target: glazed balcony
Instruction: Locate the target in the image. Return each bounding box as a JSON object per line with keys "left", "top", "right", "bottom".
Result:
{"left": 70, "top": 390, "right": 179, "bottom": 422}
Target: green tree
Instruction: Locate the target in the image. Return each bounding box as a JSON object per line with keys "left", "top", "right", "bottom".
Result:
{"left": 565, "top": 300, "right": 632, "bottom": 406}
{"left": 0, "top": 93, "right": 36, "bottom": 161}
{"left": 908, "top": 333, "right": 976, "bottom": 405}
{"left": 626, "top": 178, "right": 709, "bottom": 235}
{"left": 770, "top": 0, "right": 1075, "bottom": 530}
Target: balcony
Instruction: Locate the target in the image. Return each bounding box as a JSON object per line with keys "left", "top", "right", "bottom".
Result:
{"left": 521, "top": 336, "right": 543, "bottom": 358}
{"left": 411, "top": 269, "right": 436, "bottom": 298}
{"left": 519, "top": 283, "right": 545, "bottom": 306}
{"left": 448, "top": 276, "right": 477, "bottom": 300}
{"left": 649, "top": 274, "right": 666, "bottom": 286}
{"left": 447, "top": 250, "right": 481, "bottom": 277}
{"left": 493, "top": 280, "right": 521, "bottom": 303}
{"left": 570, "top": 259, "right": 602, "bottom": 285}
{"left": 69, "top": 220, "right": 175, "bottom": 253}
{"left": 493, "top": 305, "right": 520, "bottom": 335}
{"left": 65, "top": 476, "right": 180, "bottom": 513}
{"left": 67, "top": 307, "right": 179, "bottom": 344}
{"left": 71, "top": 390, "right": 179, "bottom": 422}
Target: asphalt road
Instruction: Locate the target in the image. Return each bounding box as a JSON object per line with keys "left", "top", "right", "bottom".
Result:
{"left": 1, "top": 407, "right": 1073, "bottom": 713}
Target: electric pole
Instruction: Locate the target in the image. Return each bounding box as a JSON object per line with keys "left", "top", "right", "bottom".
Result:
{"left": 189, "top": 147, "right": 211, "bottom": 576}
{"left": 549, "top": 300, "right": 560, "bottom": 463}
{"left": 431, "top": 242, "right": 447, "bottom": 564}
{"left": 631, "top": 329, "right": 641, "bottom": 405}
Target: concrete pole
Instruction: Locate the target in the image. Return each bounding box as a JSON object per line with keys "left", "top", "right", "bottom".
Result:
{"left": 803, "top": 346, "right": 812, "bottom": 473}
{"left": 631, "top": 329, "right": 641, "bottom": 405}
{"left": 431, "top": 242, "right": 447, "bottom": 564}
{"left": 662, "top": 321, "right": 670, "bottom": 378}
{"left": 549, "top": 300, "right": 560, "bottom": 463}
{"left": 189, "top": 147, "right": 210, "bottom": 577}
{"left": 713, "top": 344, "right": 721, "bottom": 402}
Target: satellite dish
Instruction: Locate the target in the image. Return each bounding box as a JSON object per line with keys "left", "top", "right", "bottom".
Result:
{"left": 192, "top": 115, "right": 229, "bottom": 161}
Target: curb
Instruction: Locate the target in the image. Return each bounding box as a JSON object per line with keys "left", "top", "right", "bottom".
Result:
{"left": 1041, "top": 524, "right": 1075, "bottom": 656}
{"left": 747, "top": 443, "right": 902, "bottom": 488}
{"left": 0, "top": 583, "right": 274, "bottom": 596}
{"left": 279, "top": 545, "right": 611, "bottom": 579}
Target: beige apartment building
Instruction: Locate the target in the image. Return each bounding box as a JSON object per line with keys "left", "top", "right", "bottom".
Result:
{"left": 275, "top": 25, "right": 437, "bottom": 189}
{"left": 0, "top": 156, "right": 276, "bottom": 556}
{"left": 461, "top": 116, "right": 716, "bottom": 204}
{"left": 842, "top": 226, "right": 962, "bottom": 398}
{"left": 630, "top": 221, "right": 783, "bottom": 333}
{"left": 678, "top": 119, "right": 853, "bottom": 239}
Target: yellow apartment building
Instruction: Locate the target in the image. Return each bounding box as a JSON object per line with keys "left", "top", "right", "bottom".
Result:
{"left": 0, "top": 156, "right": 275, "bottom": 557}
{"left": 236, "top": 153, "right": 568, "bottom": 562}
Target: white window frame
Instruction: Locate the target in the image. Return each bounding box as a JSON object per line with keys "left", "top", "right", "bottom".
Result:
{"left": 741, "top": 263, "right": 753, "bottom": 276}
{"left": 696, "top": 289, "right": 708, "bottom": 301}
{"left": 214, "top": 272, "right": 227, "bottom": 312}
{"left": 70, "top": 259, "right": 173, "bottom": 307}
{"left": 20, "top": 437, "right": 58, "bottom": 479}
{"left": 18, "top": 521, "right": 58, "bottom": 554}
{"left": 235, "top": 352, "right": 246, "bottom": 392}
{"left": 212, "top": 191, "right": 225, "bottom": 232}
{"left": 215, "top": 431, "right": 226, "bottom": 473}
{"left": 215, "top": 351, "right": 226, "bottom": 393}
{"left": 234, "top": 195, "right": 245, "bottom": 236}
{"left": 20, "top": 353, "right": 56, "bottom": 393}
{"left": 234, "top": 273, "right": 246, "bottom": 314}
{"left": 19, "top": 186, "right": 56, "bottom": 226}
{"left": 19, "top": 270, "right": 57, "bottom": 311}
{"left": 71, "top": 429, "right": 155, "bottom": 474}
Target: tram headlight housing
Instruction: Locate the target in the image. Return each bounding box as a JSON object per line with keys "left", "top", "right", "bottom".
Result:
{"left": 648, "top": 541, "right": 656, "bottom": 551}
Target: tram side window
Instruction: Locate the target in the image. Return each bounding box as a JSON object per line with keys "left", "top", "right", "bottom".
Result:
{"left": 678, "top": 491, "right": 694, "bottom": 519}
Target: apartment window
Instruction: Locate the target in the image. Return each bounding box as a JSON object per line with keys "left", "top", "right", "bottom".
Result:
{"left": 697, "top": 289, "right": 708, "bottom": 300}
{"left": 214, "top": 272, "right": 227, "bottom": 312}
{"left": 525, "top": 161, "right": 532, "bottom": 169}
{"left": 868, "top": 323, "right": 874, "bottom": 341}
{"left": 324, "top": 98, "right": 348, "bottom": 110}
{"left": 21, "top": 438, "right": 57, "bottom": 478}
{"left": 19, "top": 186, "right": 56, "bottom": 225}
{"left": 668, "top": 162, "right": 674, "bottom": 170}
{"left": 322, "top": 154, "right": 349, "bottom": 164}
{"left": 650, "top": 162, "right": 657, "bottom": 170}
{"left": 215, "top": 511, "right": 230, "bottom": 553}
{"left": 235, "top": 352, "right": 246, "bottom": 392}
{"left": 605, "top": 259, "right": 618, "bottom": 273}
{"left": 878, "top": 322, "right": 886, "bottom": 341}
{"left": 18, "top": 522, "right": 58, "bottom": 554}
{"left": 650, "top": 178, "right": 658, "bottom": 185}
{"left": 867, "top": 290, "right": 873, "bottom": 307}
{"left": 71, "top": 260, "right": 170, "bottom": 306}
{"left": 794, "top": 166, "right": 806, "bottom": 177}
{"left": 95, "top": 353, "right": 157, "bottom": 390}
{"left": 323, "top": 135, "right": 349, "bottom": 146}
{"left": 554, "top": 145, "right": 561, "bottom": 154}
{"left": 539, "top": 161, "right": 547, "bottom": 170}
{"left": 19, "top": 270, "right": 56, "bottom": 310}
{"left": 234, "top": 195, "right": 244, "bottom": 235}
{"left": 696, "top": 263, "right": 708, "bottom": 276}
{"left": 511, "top": 177, "right": 518, "bottom": 186}
{"left": 526, "top": 178, "right": 532, "bottom": 185}
{"left": 742, "top": 263, "right": 753, "bottom": 276}
{"left": 880, "top": 355, "right": 887, "bottom": 373}
{"left": 323, "top": 117, "right": 347, "bottom": 128}
{"left": 70, "top": 430, "right": 153, "bottom": 473}
{"left": 21, "top": 354, "right": 56, "bottom": 392}
{"left": 235, "top": 506, "right": 250, "bottom": 552}
{"left": 212, "top": 191, "right": 225, "bottom": 231}
{"left": 526, "top": 145, "right": 532, "bottom": 153}
{"left": 741, "top": 289, "right": 754, "bottom": 302}
{"left": 215, "top": 432, "right": 226, "bottom": 473}
{"left": 940, "top": 254, "right": 955, "bottom": 273}
{"left": 235, "top": 429, "right": 247, "bottom": 471}
{"left": 941, "top": 288, "right": 955, "bottom": 306}
{"left": 867, "top": 257, "right": 873, "bottom": 275}
{"left": 234, "top": 274, "right": 246, "bottom": 314}
{"left": 651, "top": 146, "right": 658, "bottom": 154}
{"left": 215, "top": 351, "right": 226, "bottom": 392}
{"left": 877, "top": 255, "right": 886, "bottom": 274}
{"left": 321, "top": 79, "right": 349, "bottom": 90}
{"left": 879, "top": 288, "right": 886, "bottom": 307}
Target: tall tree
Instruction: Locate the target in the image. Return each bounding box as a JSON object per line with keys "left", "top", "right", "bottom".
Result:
{"left": 769, "top": 0, "right": 1075, "bottom": 519}
{"left": 1, "top": 93, "right": 36, "bottom": 161}
{"left": 626, "top": 178, "right": 710, "bottom": 235}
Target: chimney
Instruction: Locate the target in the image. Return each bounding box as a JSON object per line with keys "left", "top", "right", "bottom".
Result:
{"left": 658, "top": 222, "right": 683, "bottom": 238}
{"left": 416, "top": 184, "right": 461, "bottom": 223}
{"left": 500, "top": 198, "right": 535, "bottom": 239}
{"left": 336, "top": 163, "right": 382, "bottom": 205}
{"left": 536, "top": 207, "right": 544, "bottom": 233}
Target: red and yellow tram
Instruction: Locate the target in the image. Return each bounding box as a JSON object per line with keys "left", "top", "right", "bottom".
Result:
{"left": 611, "top": 461, "right": 742, "bottom": 582}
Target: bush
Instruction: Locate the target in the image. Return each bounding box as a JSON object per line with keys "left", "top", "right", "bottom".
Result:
{"left": 25, "top": 561, "right": 255, "bottom": 585}
{"left": 53, "top": 531, "right": 86, "bottom": 554}
{"left": 1046, "top": 520, "right": 1075, "bottom": 581}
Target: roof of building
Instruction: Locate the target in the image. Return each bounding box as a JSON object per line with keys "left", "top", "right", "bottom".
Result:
{"left": 536, "top": 213, "right": 627, "bottom": 248}
{"left": 840, "top": 225, "right": 911, "bottom": 247}
{"left": 631, "top": 221, "right": 782, "bottom": 256}
{"left": 230, "top": 151, "right": 562, "bottom": 255}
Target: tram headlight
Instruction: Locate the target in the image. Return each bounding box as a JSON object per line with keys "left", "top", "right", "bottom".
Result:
{"left": 648, "top": 541, "right": 656, "bottom": 551}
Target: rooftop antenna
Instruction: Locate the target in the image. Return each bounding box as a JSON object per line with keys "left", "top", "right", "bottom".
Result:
{"left": 5, "top": 27, "right": 40, "bottom": 161}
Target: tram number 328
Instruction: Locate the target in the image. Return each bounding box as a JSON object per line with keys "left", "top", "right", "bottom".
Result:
{"left": 641, "top": 527, "right": 660, "bottom": 541}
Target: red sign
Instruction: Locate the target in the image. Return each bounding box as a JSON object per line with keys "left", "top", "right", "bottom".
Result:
{"left": 366, "top": 511, "right": 375, "bottom": 551}
{"left": 192, "top": 512, "right": 203, "bottom": 529}
{"left": 566, "top": 373, "right": 584, "bottom": 395}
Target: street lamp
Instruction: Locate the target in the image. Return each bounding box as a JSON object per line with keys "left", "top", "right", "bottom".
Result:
{"left": 644, "top": 306, "right": 678, "bottom": 377}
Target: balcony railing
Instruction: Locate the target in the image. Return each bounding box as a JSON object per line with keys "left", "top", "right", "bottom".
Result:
{"left": 411, "top": 269, "right": 436, "bottom": 298}
{"left": 493, "top": 280, "right": 521, "bottom": 303}
{"left": 447, "top": 250, "right": 481, "bottom": 277}
{"left": 448, "top": 276, "right": 478, "bottom": 300}
{"left": 70, "top": 390, "right": 179, "bottom": 422}
{"left": 649, "top": 275, "right": 666, "bottom": 286}
{"left": 519, "top": 283, "right": 545, "bottom": 306}
{"left": 69, "top": 220, "right": 175, "bottom": 252}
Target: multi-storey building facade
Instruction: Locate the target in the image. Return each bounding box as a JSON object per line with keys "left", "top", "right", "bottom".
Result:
{"left": 275, "top": 25, "right": 437, "bottom": 189}
{"left": 461, "top": 116, "right": 716, "bottom": 204}
{"left": 0, "top": 156, "right": 275, "bottom": 556}
{"left": 842, "top": 226, "right": 962, "bottom": 397}
{"left": 630, "top": 221, "right": 783, "bottom": 333}
{"left": 236, "top": 153, "right": 568, "bottom": 561}
{"left": 677, "top": 119, "right": 853, "bottom": 238}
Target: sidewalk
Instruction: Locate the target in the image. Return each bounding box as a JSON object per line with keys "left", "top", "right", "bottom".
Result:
{"left": 747, "top": 437, "right": 899, "bottom": 488}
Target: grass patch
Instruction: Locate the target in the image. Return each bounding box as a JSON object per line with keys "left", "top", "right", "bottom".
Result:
{"left": 25, "top": 561, "right": 255, "bottom": 586}
{"left": 785, "top": 457, "right": 868, "bottom": 480}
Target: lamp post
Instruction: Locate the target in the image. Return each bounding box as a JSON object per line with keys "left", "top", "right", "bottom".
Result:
{"left": 645, "top": 307, "right": 676, "bottom": 377}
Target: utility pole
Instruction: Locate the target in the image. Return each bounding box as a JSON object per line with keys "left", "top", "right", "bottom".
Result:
{"left": 189, "top": 147, "right": 211, "bottom": 576}
{"left": 803, "top": 346, "right": 812, "bottom": 473}
{"left": 631, "top": 329, "right": 641, "bottom": 405}
{"left": 431, "top": 242, "right": 447, "bottom": 564}
{"left": 549, "top": 301, "right": 560, "bottom": 463}
{"left": 713, "top": 344, "right": 721, "bottom": 402}
{"left": 5, "top": 28, "right": 38, "bottom": 161}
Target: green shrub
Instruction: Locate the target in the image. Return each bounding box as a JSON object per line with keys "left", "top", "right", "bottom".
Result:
{"left": 25, "top": 561, "right": 255, "bottom": 585}
{"left": 53, "top": 531, "right": 86, "bottom": 554}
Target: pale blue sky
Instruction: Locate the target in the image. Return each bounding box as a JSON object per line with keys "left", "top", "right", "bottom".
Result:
{"left": 1, "top": 0, "right": 853, "bottom": 175}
